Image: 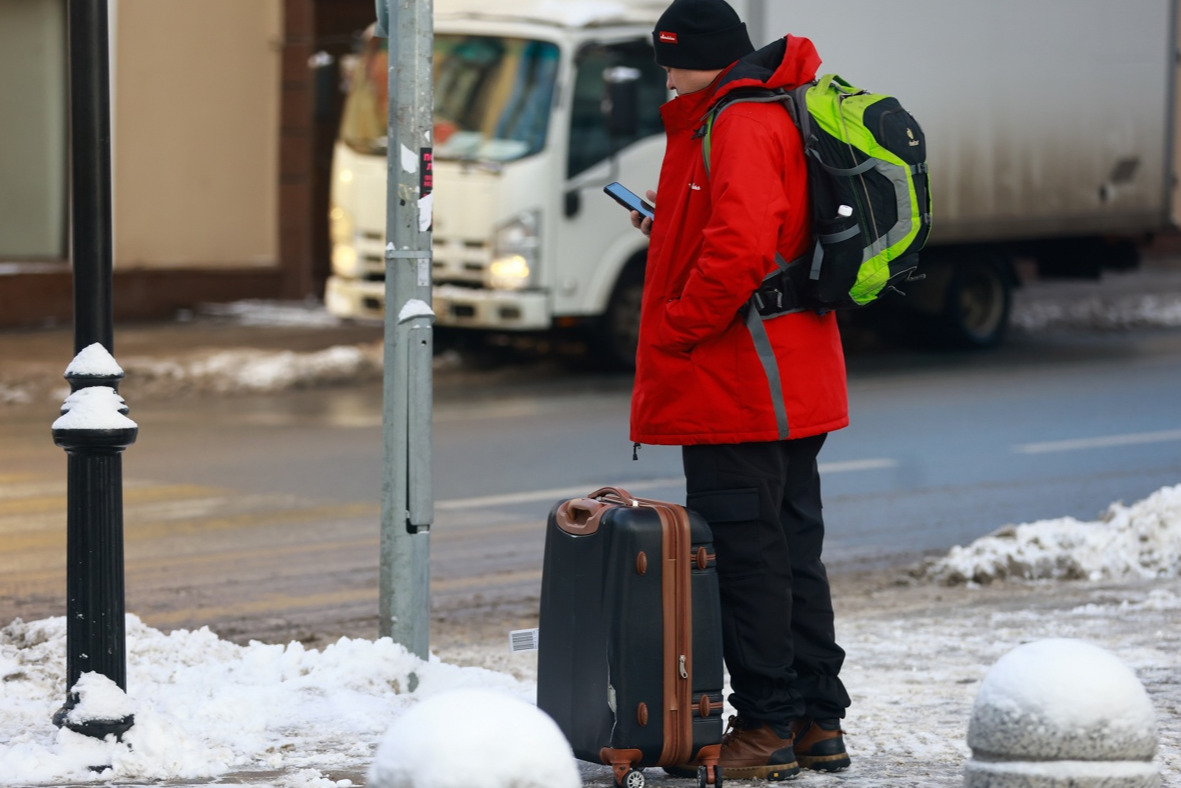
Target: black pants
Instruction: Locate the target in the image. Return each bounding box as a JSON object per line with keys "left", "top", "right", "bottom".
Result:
{"left": 683, "top": 435, "right": 850, "bottom": 728}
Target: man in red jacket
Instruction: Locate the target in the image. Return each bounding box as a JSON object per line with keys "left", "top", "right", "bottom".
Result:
{"left": 628, "top": 0, "right": 851, "bottom": 779}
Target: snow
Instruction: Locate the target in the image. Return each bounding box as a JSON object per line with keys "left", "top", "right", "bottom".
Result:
{"left": 922, "top": 484, "right": 1181, "bottom": 584}
{"left": 367, "top": 689, "right": 579, "bottom": 788}
{"left": 66, "top": 672, "right": 137, "bottom": 727}
{"left": 965, "top": 638, "right": 1160, "bottom": 786}
{"left": 968, "top": 639, "right": 1157, "bottom": 758}
{"left": 195, "top": 300, "right": 346, "bottom": 328}
{"left": 51, "top": 386, "right": 138, "bottom": 431}
{"left": 126, "top": 345, "right": 382, "bottom": 395}
{"left": 1, "top": 618, "right": 532, "bottom": 786}
{"left": 64, "top": 343, "right": 124, "bottom": 378}
{"left": 398, "top": 299, "right": 435, "bottom": 323}
{"left": 2, "top": 486, "right": 1179, "bottom": 787}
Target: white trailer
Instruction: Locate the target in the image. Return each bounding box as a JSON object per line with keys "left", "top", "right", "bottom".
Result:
{"left": 325, "top": 0, "right": 1178, "bottom": 362}
{"left": 750, "top": 0, "right": 1178, "bottom": 345}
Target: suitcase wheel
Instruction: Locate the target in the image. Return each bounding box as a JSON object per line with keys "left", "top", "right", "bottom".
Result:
{"left": 619, "top": 768, "right": 645, "bottom": 788}
{"left": 601, "top": 747, "right": 644, "bottom": 788}
{"left": 697, "top": 764, "right": 723, "bottom": 788}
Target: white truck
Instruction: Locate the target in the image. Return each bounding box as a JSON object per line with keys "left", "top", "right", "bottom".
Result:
{"left": 325, "top": 0, "right": 1178, "bottom": 365}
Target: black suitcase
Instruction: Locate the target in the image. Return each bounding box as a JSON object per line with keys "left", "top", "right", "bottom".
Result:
{"left": 537, "top": 487, "right": 724, "bottom": 788}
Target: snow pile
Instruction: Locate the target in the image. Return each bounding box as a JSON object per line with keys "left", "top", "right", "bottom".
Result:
{"left": 0, "top": 383, "right": 33, "bottom": 406}
{"left": 123, "top": 344, "right": 383, "bottom": 394}
{"left": 195, "top": 300, "right": 347, "bottom": 328}
{"left": 1011, "top": 293, "right": 1181, "bottom": 332}
{"left": 923, "top": 484, "right": 1181, "bottom": 584}
{"left": 0, "top": 615, "right": 532, "bottom": 786}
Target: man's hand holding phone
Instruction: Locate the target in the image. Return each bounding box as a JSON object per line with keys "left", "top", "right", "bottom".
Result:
{"left": 604, "top": 182, "right": 656, "bottom": 237}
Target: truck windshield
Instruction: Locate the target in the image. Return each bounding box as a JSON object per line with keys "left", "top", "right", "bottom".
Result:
{"left": 338, "top": 32, "right": 560, "bottom": 163}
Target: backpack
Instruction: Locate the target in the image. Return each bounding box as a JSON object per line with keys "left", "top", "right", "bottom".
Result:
{"left": 702, "top": 73, "right": 932, "bottom": 316}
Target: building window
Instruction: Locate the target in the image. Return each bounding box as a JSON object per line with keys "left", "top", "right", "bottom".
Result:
{"left": 0, "top": 0, "right": 67, "bottom": 261}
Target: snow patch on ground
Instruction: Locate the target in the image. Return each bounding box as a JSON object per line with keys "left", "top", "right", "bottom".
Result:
{"left": 194, "top": 300, "right": 349, "bottom": 328}
{"left": 1011, "top": 293, "right": 1181, "bottom": 332}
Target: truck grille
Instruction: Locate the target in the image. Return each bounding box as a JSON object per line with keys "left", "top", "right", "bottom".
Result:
{"left": 350, "top": 234, "right": 487, "bottom": 287}
{"left": 432, "top": 236, "right": 488, "bottom": 286}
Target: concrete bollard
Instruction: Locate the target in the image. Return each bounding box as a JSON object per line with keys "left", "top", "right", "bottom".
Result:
{"left": 965, "top": 638, "right": 1159, "bottom": 788}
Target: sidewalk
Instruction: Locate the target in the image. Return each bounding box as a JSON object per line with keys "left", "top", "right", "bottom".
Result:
{"left": 4, "top": 567, "right": 1178, "bottom": 787}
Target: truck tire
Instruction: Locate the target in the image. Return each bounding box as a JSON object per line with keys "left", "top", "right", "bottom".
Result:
{"left": 595, "top": 259, "right": 645, "bottom": 369}
{"left": 938, "top": 249, "right": 1013, "bottom": 349}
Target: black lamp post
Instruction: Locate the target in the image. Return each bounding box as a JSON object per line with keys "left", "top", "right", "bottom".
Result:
{"left": 51, "top": 0, "right": 137, "bottom": 740}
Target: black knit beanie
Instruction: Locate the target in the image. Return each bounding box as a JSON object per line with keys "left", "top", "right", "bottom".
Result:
{"left": 652, "top": 0, "right": 754, "bottom": 70}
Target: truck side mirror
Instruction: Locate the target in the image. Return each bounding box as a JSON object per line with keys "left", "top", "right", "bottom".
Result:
{"left": 603, "top": 66, "right": 641, "bottom": 139}
{"left": 309, "top": 51, "right": 336, "bottom": 120}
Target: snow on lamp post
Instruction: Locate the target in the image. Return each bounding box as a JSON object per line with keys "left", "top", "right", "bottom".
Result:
{"left": 51, "top": 346, "right": 137, "bottom": 738}
{"left": 50, "top": 0, "right": 137, "bottom": 741}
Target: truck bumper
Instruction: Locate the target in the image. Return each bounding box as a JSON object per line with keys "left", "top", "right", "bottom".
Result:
{"left": 325, "top": 277, "right": 551, "bottom": 331}
{"left": 325, "top": 276, "right": 386, "bottom": 321}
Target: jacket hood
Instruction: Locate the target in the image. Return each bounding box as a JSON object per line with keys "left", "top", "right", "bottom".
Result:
{"left": 715, "top": 35, "right": 821, "bottom": 99}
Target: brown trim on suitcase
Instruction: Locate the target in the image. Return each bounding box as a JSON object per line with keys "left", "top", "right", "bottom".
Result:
{"left": 590, "top": 488, "right": 704, "bottom": 770}
{"left": 655, "top": 501, "right": 694, "bottom": 766}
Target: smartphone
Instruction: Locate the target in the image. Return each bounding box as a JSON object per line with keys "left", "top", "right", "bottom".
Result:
{"left": 603, "top": 182, "right": 654, "bottom": 221}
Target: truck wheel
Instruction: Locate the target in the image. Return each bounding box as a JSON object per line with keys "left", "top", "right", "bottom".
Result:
{"left": 595, "top": 260, "right": 645, "bottom": 369}
{"left": 939, "top": 250, "right": 1012, "bottom": 348}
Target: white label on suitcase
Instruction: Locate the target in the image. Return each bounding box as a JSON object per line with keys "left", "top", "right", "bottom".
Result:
{"left": 509, "top": 628, "right": 540, "bottom": 653}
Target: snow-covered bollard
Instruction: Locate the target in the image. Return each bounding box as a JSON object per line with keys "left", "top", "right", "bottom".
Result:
{"left": 368, "top": 688, "right": 580, "bottom": 788}
{"left": 964, "top": 638, "right": 1159, "bottom": 787}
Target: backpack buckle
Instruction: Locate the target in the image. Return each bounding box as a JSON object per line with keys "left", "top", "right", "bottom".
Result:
{"left": 752, "top": 288, "right": 785, "bottom": 315}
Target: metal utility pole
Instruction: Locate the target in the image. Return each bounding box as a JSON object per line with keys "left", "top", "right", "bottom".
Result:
{"left": 376, "top": 0, "right": 435, "bottom": 658}
{"left": 51, "top": 0, "right": 137, "bottom": 740}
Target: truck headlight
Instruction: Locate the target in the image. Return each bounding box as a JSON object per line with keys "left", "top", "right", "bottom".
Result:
{"left": 489, "top": 211, "right": 540, "bottom": 291}
{"left": 332, "top": 242, "right": 360, "bottom": 278}
{"left": 330, "top": 204, "right": 354, "bottom": 243}
{"left": 330, "top": 204, "right": 360, "bottom": 278}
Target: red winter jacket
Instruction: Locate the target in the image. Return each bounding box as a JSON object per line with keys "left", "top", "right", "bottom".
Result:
{"left": 629, "top": 36, "right": 849, "bottom": 446}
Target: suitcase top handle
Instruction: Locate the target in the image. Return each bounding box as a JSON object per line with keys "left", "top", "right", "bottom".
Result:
{"left": 588, "top": 486, "right": 641, "bottom": 506}
{"left": 554, "top": 487, "right": 640, "bottom": 536}
{"left": 555, "top": 497, "right": 609, "bottom": 536}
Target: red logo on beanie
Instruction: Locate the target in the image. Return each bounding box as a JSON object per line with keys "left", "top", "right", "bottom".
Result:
{"left": 658, "top": 31, "right": 678, "bottom": 43}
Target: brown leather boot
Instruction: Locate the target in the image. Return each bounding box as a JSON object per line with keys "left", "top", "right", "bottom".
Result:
{"left": 791, "top": 717, "right": 851, "bottom": 772}
{"left": 715, "top": 715, "right": 800, "bottom": 781}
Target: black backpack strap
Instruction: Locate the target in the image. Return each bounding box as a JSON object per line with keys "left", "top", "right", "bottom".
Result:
{"left": 750, "top": 253, "right": 806, "bottom": 317}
